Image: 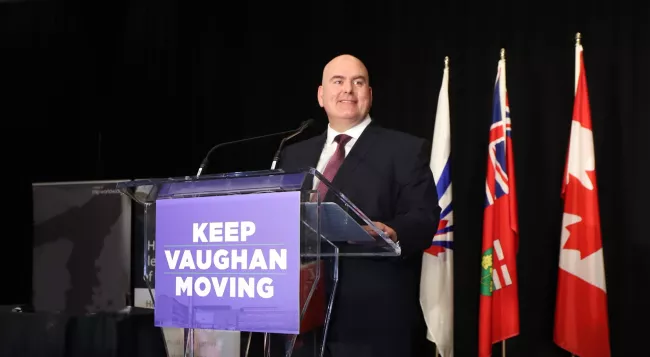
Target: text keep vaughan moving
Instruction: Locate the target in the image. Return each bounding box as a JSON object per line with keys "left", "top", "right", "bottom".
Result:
{"left": 164, "top": 221, "right": 287, "bottom": 299}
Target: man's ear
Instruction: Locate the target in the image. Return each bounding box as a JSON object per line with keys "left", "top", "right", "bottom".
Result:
{"left": 317, "top": 85, "right": 324, "bottom": 108}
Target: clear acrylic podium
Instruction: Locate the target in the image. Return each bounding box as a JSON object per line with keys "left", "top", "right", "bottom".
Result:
{"left": 116, "top": 167, "right": 400, "bottom": 357}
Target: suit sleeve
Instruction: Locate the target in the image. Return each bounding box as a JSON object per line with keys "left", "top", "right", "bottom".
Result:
{"left": 384, "top": 138, "right": 440, "bottom": 258}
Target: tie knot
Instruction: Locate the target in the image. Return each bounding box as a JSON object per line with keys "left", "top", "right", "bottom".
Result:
{"left": 335, "top": 134, "right": 352, "bottom": 146}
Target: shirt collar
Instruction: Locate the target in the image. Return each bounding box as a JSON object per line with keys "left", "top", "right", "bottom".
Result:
{"left": 326, "top": 115, "right": 372, "bottom": 144}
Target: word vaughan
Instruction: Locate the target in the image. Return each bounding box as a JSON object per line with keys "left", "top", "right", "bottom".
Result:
{"left": 164, "top": 221, "right": 287, "bottom": 299}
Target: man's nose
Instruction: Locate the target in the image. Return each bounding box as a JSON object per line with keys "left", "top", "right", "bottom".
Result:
{"left": 343, "top": 81, "right": 354, "bottom": 93}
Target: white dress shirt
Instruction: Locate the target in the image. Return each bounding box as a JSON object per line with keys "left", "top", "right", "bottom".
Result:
{"left": 312, "top": 116, "right": 372, "bottom": 190}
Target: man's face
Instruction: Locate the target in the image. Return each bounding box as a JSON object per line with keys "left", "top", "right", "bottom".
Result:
{"left": 318, "top": 56, "right": 372, "bottom": 126}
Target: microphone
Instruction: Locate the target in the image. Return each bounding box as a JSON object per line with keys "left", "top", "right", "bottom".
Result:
{"left": 270, "top": 118, "right": 314, "bottom": 170}
{"left": 195, "top": 119, "right": 313, "bottom": 178}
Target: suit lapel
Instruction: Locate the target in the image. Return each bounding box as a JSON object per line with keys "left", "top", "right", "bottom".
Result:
{"left": 326, "top": 123, "right": 379, "bottom": 200}
{"left": 306, "top": 132, "right": 327, "bottom": 169}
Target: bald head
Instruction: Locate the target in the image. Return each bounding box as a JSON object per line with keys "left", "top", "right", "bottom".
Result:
{"left": 318, "top": 54, "right": 373, "bottom": 132}
{"left": 321, "top": 54, "right": 370, "bottom": 85}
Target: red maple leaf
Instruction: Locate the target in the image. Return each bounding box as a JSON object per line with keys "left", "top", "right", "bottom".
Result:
{"left": 562, "top": 170, "right": 602, "bottom": 259}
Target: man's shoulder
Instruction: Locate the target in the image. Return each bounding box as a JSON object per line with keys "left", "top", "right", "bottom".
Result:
{"left": 280, "top": 134, "right": 324, "bottom": 165}
{"left": 371, "top": 125, "right": 429, "bottom": 150}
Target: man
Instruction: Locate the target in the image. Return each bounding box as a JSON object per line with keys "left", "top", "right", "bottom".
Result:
{"left": 277, "top": 54, "right": 440, "bottom": 357}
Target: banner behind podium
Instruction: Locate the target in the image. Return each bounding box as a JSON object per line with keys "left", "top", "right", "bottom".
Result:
{"left": 154, "top": 191, "right": 301, "bottom": 334}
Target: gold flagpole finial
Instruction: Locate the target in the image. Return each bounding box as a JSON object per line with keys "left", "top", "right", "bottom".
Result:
{"left": 500, "top": 48, "right": 505, "bottom": 60}
{"left": 444, "top": 56, "right": 449, "bottom": 69}
{"left": 575, "top": 32, "right": 581, "bottom": 45}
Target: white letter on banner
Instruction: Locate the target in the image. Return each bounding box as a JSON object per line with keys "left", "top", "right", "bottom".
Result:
{"left": 209, "top": 222, "right": 223, "bottom": 242}
{"left": 176, "top": 277, "right": 193, "bottom": 296}
{"left": 257, "top": 277, "right": 274, "bottom": 298}
{"left": 240, "top": 221, "right": 256, "bottom": 241}
{"left": 238, "top": 277, "right": 255, "bottom": 298}
{"left": 195, "top": 250, "right": 211, "bottom": 270}
{"left": 165, "top": 250, "right": 180, "bottom": 269}
{"left": 224, "top": 222, "right": 239, "bottom": 242}
{"left": 193, "top": 223, "right": 208, "bottom": 242}
{"left": 194, "top": 277, "right": 211, "bottom": 297}
{"left": 231, "top": 250, "right": 247, "bottom": 269}
{"left": 248, "top": 249, "right": 267, "bottom": 270}
{"left": 269, "top": 249, "right": 287, "bottom": 270}
{"left": 210, "top": 277, "right": 228, "bottom": 297}
{"left": 213, "top": 249, "right": 229, "bottom": 269}
{"left": 179, "top": 250, "right": 196, "bottom": 269}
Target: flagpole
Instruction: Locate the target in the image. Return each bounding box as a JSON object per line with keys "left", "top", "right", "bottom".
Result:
{"left": 574, "top": 32, "right": 582, "bottom": 94}
{"left": 569, "top": 31, "right": 579, "bottom": 357}
{"left": 499, "top": 47, "right": 507, "bottom": 357}
{"left": 569, "top": 31, "right": 580, "bottom": 357}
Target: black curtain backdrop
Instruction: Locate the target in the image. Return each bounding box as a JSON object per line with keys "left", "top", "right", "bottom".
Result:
{"left": 1, "top": 1, "right": 648, "bottom": 356}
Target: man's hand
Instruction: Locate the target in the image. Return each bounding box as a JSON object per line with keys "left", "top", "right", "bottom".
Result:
{"left": 363, "top": 221, "right": 397, "bottom": 242}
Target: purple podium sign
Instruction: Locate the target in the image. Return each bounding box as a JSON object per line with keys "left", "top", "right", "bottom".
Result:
{"left": 154, "top": 191, "right": 301, "bottom": 334}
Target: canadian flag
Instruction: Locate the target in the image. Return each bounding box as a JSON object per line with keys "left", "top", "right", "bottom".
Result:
{"left": 554, "top": 35, "right": 611, "bottom": 357}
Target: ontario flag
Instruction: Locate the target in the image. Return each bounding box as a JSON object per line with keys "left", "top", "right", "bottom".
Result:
{"left": 553, "top": 36, "right": 611, "bottom": 357}
{"left": 478, "top": 50, "right": 520, "bottom": 357}
{"left": 420, "top": 57, "right": 454, "bottom": 357}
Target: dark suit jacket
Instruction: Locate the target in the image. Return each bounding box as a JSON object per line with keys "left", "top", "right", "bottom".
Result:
{"left": 278, "top": 121, "right": 440, "bottom": 356}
